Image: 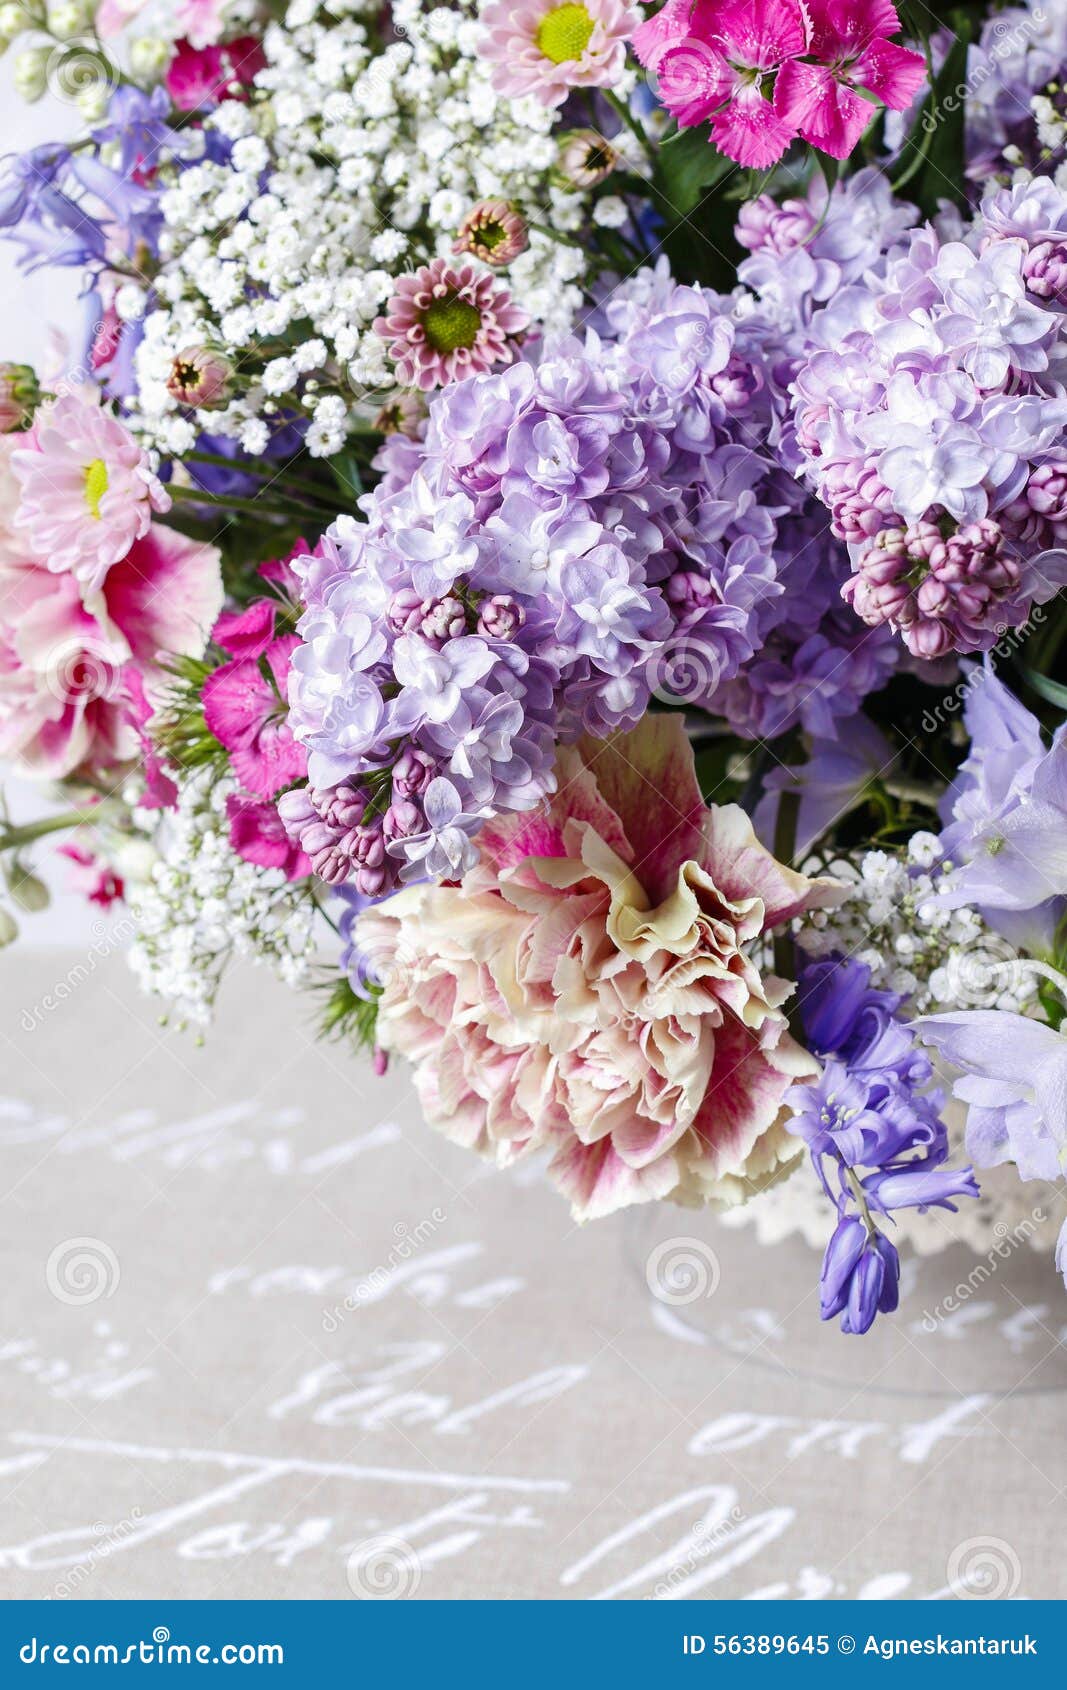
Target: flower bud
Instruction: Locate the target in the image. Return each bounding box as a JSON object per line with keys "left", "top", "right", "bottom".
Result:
{"left": 166, "top": 346, "right": 232, "bottom": 409}
{"left": 0, "top": 905, "right": 17, "bottom": 947}
{"left": 477, "top": 593, "right": 523, "bottom": 640}
{"left": 129, "top": 34, "right": 170, "bottom": 79}
{"left": 9, "top": 871, "right": 49, "bottom": 912}
{"left": 75, "top": 79, "right": 110, "bottom": 122}
{"left": 452, "top": 200, "right": 528, "bottom": 267}
{"left": 0, "top": 362, "right": 39, "bottom": 432}
{"left": 556, "top": 128, "right": 619, "bottom": 188}
{"left": 13, "top": 42, "right": 50, "bottom": 100}
{"left": 45, "top": 0, "right": 92, "bottom": 37}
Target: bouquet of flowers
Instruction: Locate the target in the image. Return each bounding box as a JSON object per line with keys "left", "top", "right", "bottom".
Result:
{"left": 3, "top": 0, "right": 1067, "bottom": 1338}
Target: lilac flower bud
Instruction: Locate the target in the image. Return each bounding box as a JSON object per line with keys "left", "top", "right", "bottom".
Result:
{"left": 477, "top": 594, "right": 524, "bottom": 639}
{"left": 301, "top": 821, "right": 343, "bottom": 859}
{"left": 309, "top": 844, "right": 351, "bottom": 885}
{"left": 735, "top": 192, "right": 817, "bottom": 257}
{"left": 393, "top": 747, "right": 435, "bottom": 799}
{"left": 709, "top": 354, "right": 763, "bottom": 413}
{"left": 669, "top": 571, "right": 716, "bottom": 618}
{"left": 355, "top": 862, "right": 388, "bottom": 896}
{"left": 311, "top": 784, "right": 366, "bottom": 831}
{"left": 383, "top": 798, "right": 422, "bottom": 842}
{"left": 1026, "top": 460, "right": 1067, "bottom": 522}
{"left": 342, "top": 820, "right": 385, "bottom": 870}
{"left": 388, "top": 590, "right": 466, "bottom": 644}
{"left": 387, "top": 589, "right": 426, "bottom": 636}
{"left": 276, "top": 786, "right": 317, "bottom": 838}
{"left": 823, "top": 458, "right": 894, "bottom": 544}
{"left": 1023, "top": 239, "right": 1067, "bottom": 304}
{"left": 422, "top": 595, "right": 467, "bottom": 643}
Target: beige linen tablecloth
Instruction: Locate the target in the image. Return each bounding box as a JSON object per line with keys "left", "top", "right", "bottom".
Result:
{"left": 1, "top": 948, "right": 1064, "bottom": 1600}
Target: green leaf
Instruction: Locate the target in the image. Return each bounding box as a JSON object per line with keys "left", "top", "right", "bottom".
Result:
{"left": 1016, "top": 664, "right": 1067, "bottom": 713}
{"left": 329, "top": 450, "right": 364, "bottom": 502}
{"left": 655, "top": 126, "right": 737, "bottom": 219}
{"left": 891, "top": 27, "right": 972, "bottom": 217}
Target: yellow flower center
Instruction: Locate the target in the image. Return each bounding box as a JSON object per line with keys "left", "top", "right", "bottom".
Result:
{"left": 536, "top": 2, "right": 594, "bottom": 64}
{"left": 84, "top": 457, "right": 109, "bottom": 519}
{"left": 422, "top": 295, "right": 482, "bottom": 355}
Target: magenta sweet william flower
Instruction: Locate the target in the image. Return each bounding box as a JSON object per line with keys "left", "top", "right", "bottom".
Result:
{"left": 774, "top": 0, "right": 925, "bottom": 160}
{"left": 226, "top": 792, "right": 310, "bottom": 880}
{"left": 164, "top": 34, "right": 266, "bottom": 111}
{"left": 649, "top": 0, "right": 807, "bottom": 167}
{"left": 59, "top": 842, "right": 124, "bottom": 908}
{"left": 202, "top": 615, "right": 307, "bottom": 799}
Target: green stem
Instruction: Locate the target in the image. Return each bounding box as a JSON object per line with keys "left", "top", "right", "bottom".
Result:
{"left": 603, "top": 88, "right": 648, "bottom": 151}
{"left": 0, "top": 809, "right": 105, "bottom": 854}
{"left": 169, "top": 485, "right": 305, "bottom": 520}
{"left": 844, "top": 1166, "right": 881, "bottom": 1244}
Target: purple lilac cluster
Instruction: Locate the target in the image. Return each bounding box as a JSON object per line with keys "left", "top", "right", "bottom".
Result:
{"left": 783, "top": 175, "right": 1067, "bottom": 658}
{"left": 788, "top": 955, "right": 979, "bottom": 1335}
{"left": 282, "top": 271, "right": 883, "bottom": 893}
{"left": 965, "top": 0, "right": 1067, "bottom": 182}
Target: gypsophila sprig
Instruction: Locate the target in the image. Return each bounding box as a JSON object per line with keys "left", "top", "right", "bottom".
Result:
{"left": 130, "top": 0, "right": 613, "bottom": 459}
{"left": 128, "top": 770, "right": 316, "bottom": 1029}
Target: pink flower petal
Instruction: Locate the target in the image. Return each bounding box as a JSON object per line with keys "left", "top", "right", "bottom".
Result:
{"left": 655, "top": 39, "right": 734, "bottom": 127}
{"left": 104, "top": 524, "right": 223, "bottom": 670}
{"left": 774, "top": 57, "right": 870, "bottom": 157}
{"left": 853, "top": 37, "right": 926, "bottom": 110}
{"left": 202, "top": 657, "right": 273, "bottom": 751}
{"left": 710, "top": 82, "right": 799, "bottom": 167}
{"left": 213, "top": 597, "right": 276, "bottom": 658}
{"left": 630, "top": 0, "right": 692, "bottom": 65}
{"left": 226, "top": 793, "right": 310, "bottom": 879}
{"left": 700, "top": 802, "right": 840, "bottom": 926}
{"left": 692, "top": 0, "right": 808, "bottom": 64}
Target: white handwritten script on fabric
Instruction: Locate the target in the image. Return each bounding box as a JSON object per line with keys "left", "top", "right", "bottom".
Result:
{"left": 2, "top": 955, "right": 1064, "bottom": 1599}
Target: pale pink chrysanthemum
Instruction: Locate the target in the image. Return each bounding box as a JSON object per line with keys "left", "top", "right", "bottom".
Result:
{"left": 374, "top": 259, "right": 530, "bottom": 391}
{"left": 481, "top": 0, "right": 639, "bottom": 108}
{"left": 453, "top": 200, "right": 529, "bottom": 267}
{"left": 12, "top": 390, "right": 170, "bottom": 594}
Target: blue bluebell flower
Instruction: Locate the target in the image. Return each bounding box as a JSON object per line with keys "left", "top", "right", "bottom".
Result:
{"left": 790, "top": 953, "right": 979, "bottom": 1335}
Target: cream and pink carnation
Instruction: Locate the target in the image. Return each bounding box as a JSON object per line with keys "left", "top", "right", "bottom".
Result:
{"left": 359, "top": 715, "right": 840, "bottom": 1220}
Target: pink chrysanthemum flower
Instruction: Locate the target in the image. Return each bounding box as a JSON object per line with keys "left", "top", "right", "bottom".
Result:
{"left": 481, "top": 0, "right": 638, "bottom": 108}
{"left": 453, "top": 200, "right": 529, "bottom": 267}
{"left": 12, "top": 391, "right": 170, "bottom": 594}
{"left": 374, "top": 260, "right": 530, "bottom": 391}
